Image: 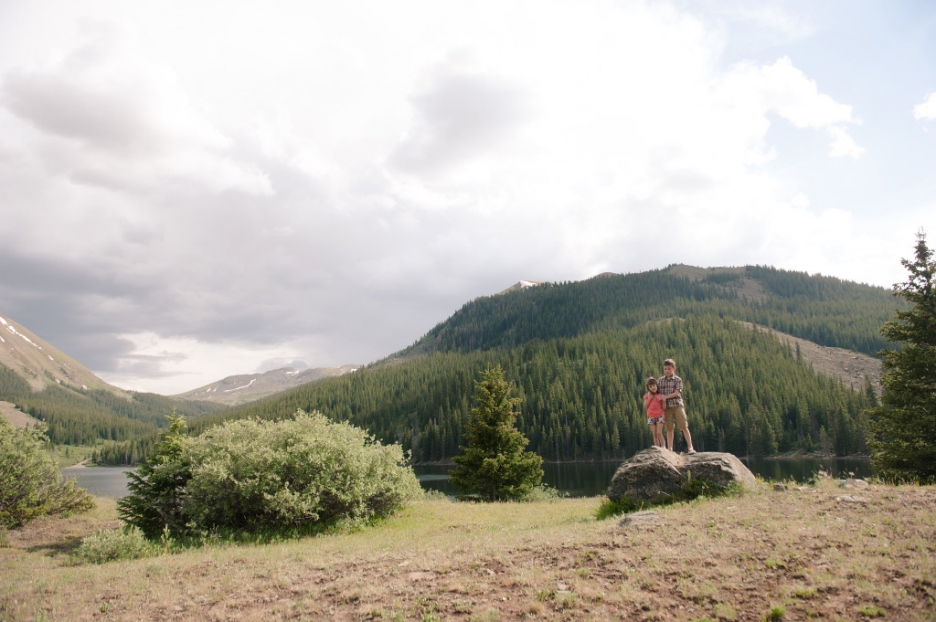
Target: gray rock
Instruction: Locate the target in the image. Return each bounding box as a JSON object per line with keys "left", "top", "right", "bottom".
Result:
{"left": 774, "top": 483, "right": 788, "bottom": 491}
{"left": 846, "top": 478, "right": 869, "bottom": 489}
{"left": 836, "top": 495, "right": 868, "bottom": 504}
{"left": 619, "top": 510, "right": 665, "bottom": 527}
{"left": 607, "top": 446, "right": 756, "bottom": 504}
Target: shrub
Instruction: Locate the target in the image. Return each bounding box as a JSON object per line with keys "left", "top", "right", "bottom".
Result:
{"left": 119, "top": 411, "right": 422, "bottom": 537}
{"left": 0, "top": 417, "right": 95, "bottom": 528}
{"left": 520, "top": 484, "right": 565, "bottom": 503}
{"left": 72, "top": 527, "right": 152, "bottom": 564}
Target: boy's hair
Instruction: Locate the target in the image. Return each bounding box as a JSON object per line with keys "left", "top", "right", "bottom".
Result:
{"left": 663, "top": 358, "right": 676, "bottom": 367}
{"left": 646, "top": 376, "right": 658, "bottom": 390}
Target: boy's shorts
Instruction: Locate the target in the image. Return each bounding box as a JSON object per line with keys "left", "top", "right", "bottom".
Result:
{"left": 664, "top": 406, "right": 688, "bottom": 432}
{"left": 647, "top": 416, "right": 663, "bottom": 426}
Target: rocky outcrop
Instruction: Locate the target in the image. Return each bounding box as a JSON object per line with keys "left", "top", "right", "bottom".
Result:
{"left": 608, "top": 446, "right": 756, "bottom": 504}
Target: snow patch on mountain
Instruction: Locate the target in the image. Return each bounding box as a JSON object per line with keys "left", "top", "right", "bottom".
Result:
{"left": 1, "top": 315, "right": 44, "bottom": 350}
{"left": 224, "top": 378, "right": 257, "bottom": 393}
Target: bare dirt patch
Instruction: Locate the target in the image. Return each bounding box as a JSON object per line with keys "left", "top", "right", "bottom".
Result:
{"left": 0, "top": 400, "right": 39, "bottom": 428}
{"left": 665, "top": 264, "right": 770, "bottom": 302}
{"left": 741, "top": 322, "right": 882, "bottom": 394}
{"left": 2, "top": 481, "right": 935, "bottom": 621}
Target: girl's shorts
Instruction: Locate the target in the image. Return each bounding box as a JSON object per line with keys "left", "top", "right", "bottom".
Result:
{"left": 648, "top": 416, "right": 663, "bottom": 426}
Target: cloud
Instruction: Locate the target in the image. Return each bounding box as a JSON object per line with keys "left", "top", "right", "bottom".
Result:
{"left": 914, "top": 92, "right": 936, "bottom": 120}
{"left": 0, "top": 0, "right": 907, "bottom": 394}
{"left": 719, "top": 56, "right": 863, "bottom": 159}
{"left": 390, "top": 59, "right": 530, "bottom": 179}
{"left": 0, "top": 20, "right": 272, "bottom": 195}
{"left": 827, "top": 126, "right": 865, "bottom": 159}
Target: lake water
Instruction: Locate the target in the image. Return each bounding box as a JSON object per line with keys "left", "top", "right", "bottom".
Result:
{"left": 62, "top": 456, "right": 871, "bottom": 500}
{"left": 61, "top": 466, "right": 135, "bottom": 498}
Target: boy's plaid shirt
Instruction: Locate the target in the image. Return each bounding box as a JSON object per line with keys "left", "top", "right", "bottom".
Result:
{"left": 657, "top": 375, "right": 684, "bottom": 408}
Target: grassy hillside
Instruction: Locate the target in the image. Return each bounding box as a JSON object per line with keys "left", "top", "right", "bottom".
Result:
{"left": 198, "top": 266, "right": 894, "bottom": 461}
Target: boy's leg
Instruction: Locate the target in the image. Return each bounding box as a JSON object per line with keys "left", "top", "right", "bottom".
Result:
{"left": 674, "top": 407, "right": 695, "bottom": 453}
{"left": 664, "top": 408, "right": 676, "bottom": 451}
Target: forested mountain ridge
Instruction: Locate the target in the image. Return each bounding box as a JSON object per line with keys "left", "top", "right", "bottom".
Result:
{"left": 193, "top": 265, "right": 896, "bottom": 463}
{"left": 399, "top": 265, "right": 896, "bottom": 360}
{"left": 0, "top": 312, "right": 225, "bottom": 454}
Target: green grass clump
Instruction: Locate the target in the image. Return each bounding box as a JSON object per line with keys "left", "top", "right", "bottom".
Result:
{"left": 72, "top": 527, "right": 153, "bottom": 564}
{"left": 596, "top": 496, "right": 644, "bottom": 520}
{"left": 856, "top": 604, "right": 886, "bottom": 617}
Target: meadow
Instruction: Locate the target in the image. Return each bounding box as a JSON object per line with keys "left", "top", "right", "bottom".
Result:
{"left": 2, "top": 475, "right": 935, "bottom": 621}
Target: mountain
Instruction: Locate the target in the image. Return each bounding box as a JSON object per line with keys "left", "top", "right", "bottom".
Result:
{"left": 0, "top": 313, "right": 127, "bottom": 397}
{"left": 176, "top": 365, "right": 360, "bottom": 406}
{"left": 0, "top": 312, "right": 224, "bottom": 450}
{"left": 192, "top": 265, "right": 896, "bottom": 462}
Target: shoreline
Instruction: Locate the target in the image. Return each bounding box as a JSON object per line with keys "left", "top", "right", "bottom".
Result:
{"left": 412, "top": 453, "right": 871, "bottom": 467}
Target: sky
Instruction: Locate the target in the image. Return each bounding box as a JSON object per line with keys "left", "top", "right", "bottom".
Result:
{"left": 1, "top": 0, "right": 935, "bottom": 395}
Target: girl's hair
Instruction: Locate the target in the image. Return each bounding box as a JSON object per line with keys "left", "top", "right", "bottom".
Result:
{"left": 646, "top": 376, "right": 658, "bottom": 390}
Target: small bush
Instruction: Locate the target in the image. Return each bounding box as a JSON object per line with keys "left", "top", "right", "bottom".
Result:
{"left": 120, "top": 411, "right": 422, "bottom": 538}
{"left": 73, "top": 527, "right": 152, "bottom": 564}
{"left": 595, "top": 496, "right": 644, "bottom": 520}
{"left": 0, "top": 417, "right": 94, "bottom": 528}
{"left": 521, "top": 484, "right": 565, "bottom": 502}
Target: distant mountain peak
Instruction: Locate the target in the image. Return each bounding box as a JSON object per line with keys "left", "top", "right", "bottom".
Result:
{"left": 175, "top": 364, "right": 360, "bottom": 406}
{"left": 498, "top": 280, "right": 544, "bottom": 295}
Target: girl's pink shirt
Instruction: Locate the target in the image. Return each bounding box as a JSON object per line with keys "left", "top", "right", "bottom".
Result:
{"left": 644, "top": 392, "right": 665, "bottom": 418}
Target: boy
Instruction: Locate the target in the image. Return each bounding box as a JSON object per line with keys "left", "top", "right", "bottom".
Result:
{"left": 657, "top": 358, "right": 696, "bottom": 454}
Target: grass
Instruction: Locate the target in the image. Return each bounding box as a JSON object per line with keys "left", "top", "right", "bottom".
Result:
{"left": 2, "top": 478, "right": 936, "bottom": 620}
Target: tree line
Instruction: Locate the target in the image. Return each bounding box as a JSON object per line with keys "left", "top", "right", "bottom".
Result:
{"left": 203, "top": 315, "right": 875, "bottom": 462}
{"left": 0, "top": 364, "right": 221, "bottom": 447}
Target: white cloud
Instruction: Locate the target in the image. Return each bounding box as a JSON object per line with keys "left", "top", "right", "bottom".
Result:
{"left": 99, "top": 332, "right": 310, "bottom": 395}
{"left": 827, "top": 126, "right": 865, "bottom": 159}
{"left": 0, "top": 0, "right": 908, "bottom": 394}
{"left": 0, "top": 20, "right": 272, "bottom": 196}
{"left": 914, "top": 92, "right": 936, "bottom": 120}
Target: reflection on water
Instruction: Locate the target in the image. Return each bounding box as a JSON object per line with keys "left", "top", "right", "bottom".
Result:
{"left": 62, "top": 456, "right": 872, "bottom": 500}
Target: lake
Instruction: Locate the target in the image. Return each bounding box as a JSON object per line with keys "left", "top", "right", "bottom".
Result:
{"left": 62, "top": 456, "right": 872, "bottom": 499}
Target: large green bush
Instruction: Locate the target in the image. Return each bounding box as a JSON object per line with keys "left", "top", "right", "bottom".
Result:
{"left": 119, "top": 411, "right": 422, "bottom": 537}
{"left": 0, "top": 417, "right": 95, "bottom": 528}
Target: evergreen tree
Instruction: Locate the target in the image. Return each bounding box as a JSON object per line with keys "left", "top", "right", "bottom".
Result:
{"left": 449, "top": 366, "right": 543, "bottom": 501}
{"left": 117, "top": 411, "right": 192, "bottom": 537}
{"left": 868, "top": 232, "right": 936, "bottom": 483}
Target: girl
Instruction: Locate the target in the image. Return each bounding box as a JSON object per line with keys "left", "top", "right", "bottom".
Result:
{"left": 643, "top": 377, "right": 666, "bottom": 448}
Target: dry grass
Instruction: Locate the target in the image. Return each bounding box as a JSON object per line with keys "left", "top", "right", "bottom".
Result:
{"left": 2, "top": 480, "right": 936, "bottom": 621}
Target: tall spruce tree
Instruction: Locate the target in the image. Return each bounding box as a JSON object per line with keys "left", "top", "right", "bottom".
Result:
{"left": 117, "top": 411, "right": 192, "bottom": 537}
{"left": 868, "top": 232, "right": 936, "bottom": 483}
{"left": 449, "top": 366, "right": 543, "bottom": 501}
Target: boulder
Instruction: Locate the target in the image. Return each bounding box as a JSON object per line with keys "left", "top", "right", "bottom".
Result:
{"left": 619, "top": 510, "right": 665, "bottom": 527}
{"left": 608, "top": 446, "right": 756, "bottom": 504}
